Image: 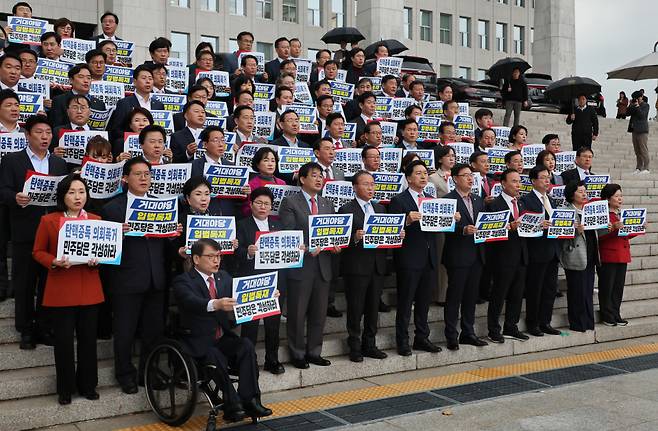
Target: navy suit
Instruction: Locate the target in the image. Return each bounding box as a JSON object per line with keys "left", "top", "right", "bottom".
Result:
{"left": 107, "top": 95, "right": 165, "bottom": 142}
{"left": 442, "top": 190, "right": 485, "bottom": 341}
{"left": 49, "top": 91, "right": 106, "bottom": 129}
{"left": 170, "top": 128, "right": 196, "bottom": 163}
{"left": 388, "top": 189, "right": 437, "bottom": 348}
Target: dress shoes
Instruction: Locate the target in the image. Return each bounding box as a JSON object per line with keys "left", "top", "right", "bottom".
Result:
{"left": 363, "top": 347, "right": 387, "bottom": 359}
{"left": 616, "top": 318, "right": 629, "bottom": 326}
{"left": 223, "top": 402, "right": 246, "bottom": 422}
{"left": 459, "top": 335, "right": 488, "bottom": 347}
{"left": 503, "top": 328, "right": 529, "bottom": 341}
{"left": 446, "top": 339, "right": 459, "bottom": 351}
{"left": 81, "top": 390, "right": 100, "bottom": 400}
{"left": 243, "top": 398, "right": 273, "bottom": 418}
{"left": 263, "top": 361, "right": 285, "bottom": 375}
{"left": 290, "top": 358, "right": 309, "bottom": 369}
{"left": 527, "top": 327, "right": 544, "bottom": 337}
{"left": 120, "top": 381, "right": 138, "bottom": 395}
{"left": 326, "top": 305, "right": 343, "bottom": 318}
{"left": 58, "top": 393, "right": 72, "bottom": 405}
{"left": 19, "top": 333, "right": 36, "bottom": 350}
{"left": 305, "top": 355, "right": 331, "bottom": 366}
{"left": 397, "top": 345, "right": 412, "bottom": 356}
{"left": 540, "top": 325, "right": 561, "bottom": 335}
{"left": 379, "top": 300, "right": 391, "bottom": 312}
{"left": 488, "top": 333, "right": 505, "bottom": 344}
{"left": 349, "top": 351, "right": 364, "bottom": 362}
{"left": 413, "top": 338, "right": 442, "bottom": 353}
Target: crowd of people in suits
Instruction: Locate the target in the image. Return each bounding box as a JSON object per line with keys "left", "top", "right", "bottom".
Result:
{"left": 0, "top": 2, "right": 644, "bottom": 422}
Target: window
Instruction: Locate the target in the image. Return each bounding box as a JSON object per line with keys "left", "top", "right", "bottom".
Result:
{"left": 229, "top": 0, "right": 246, "bottom": 15}
{"left": 170, "top": 31, "right": 189, "bottom": 62}
{"left": 515, "top": 0, "right": 525, "bottom": 6}
{"left": 307, "top": 0, "right": 321, "bottom": 26}
{"left": 403, "top": 7, "right": 413, "bottom": 40}
{"left": 439, "top": 13, "right": 451, "bottom": 44}
{"left": 477, "top": 69, "right": 487, "bottom": 81}
{"left": 513, "top": 25, "right": 524, "bottom": 54}
{"left": 199, "top": 0, "right": 217, "bottom": 11}
{"left": 439, "top": 64, "right": 452, "bottom": 78}
{"left": 458, "top": 67, "right": 471, "bottom": 80}
{"left": 256, "top": 0, "right": 272, "bottom": 19}
{"left": 497, "top": 0, "right": 509, "bottom": 4}
{"left": 419, "top": 10, "right": 432, "bottom": 42}
{"left": 228, "top": 38, "right": 238, "bottom": 52}
{"left": 478, "top": 20, "right": 489, "bottom": 49}
{"left": 496, "top": 22, "right": 507, "bottom": 52}
{"left": 200, "top": 36, "right": 219, "bottom": 53}
{"left": 330, "top": 0, "right": 345, "bottom": 28}
{"left": 282, "top": 0, "right": 298, "bottom": 23}
{"left": 459, "top": 17, "right": 471, "bottom": 48}
{"left": 530, "top": 27, "right": 534, "bottom": 50}
{"left": 169, "top": 0, "right": 189, "bottom": 7}
{"left": 257, "top": 42, "right": 273, "bottom": 61}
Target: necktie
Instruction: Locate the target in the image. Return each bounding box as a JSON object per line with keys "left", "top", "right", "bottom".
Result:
{"left": 463, "top": 194, "right": 474, "bottom": 221}
{"left": 541, "top": 194, "right": 552, "bottom": 215}
{"left": 324, "top": 167, "right": 332, "bottom": 180}
{"left": 511, "top": 198, "right": 519, "bottom": 219}
{"left": 310, "top": 196, "right": 318, "bottom": 215}
{"left": 207, "top": 275, "right": 221, "bottom": 339}
{"left": 363, "top": 202, "right": 371, "bottom": 215}
{"left": 584, "top": 170, "right": 590, "bottom": 176}
{"left": 75, "top": 126, "right": 84, "bottom": 131}
{"left": 483, "top": 179, "right": 490, "bottom": 196}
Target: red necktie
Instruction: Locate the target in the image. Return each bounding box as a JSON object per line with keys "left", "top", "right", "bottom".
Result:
{"left": 483, "top": 179, "right": 490, "bottom": 196}
{"left": 208, "top": 275, "right": 221, "bottom": 339}
{"left": 512, "top": 198, "right": 519, "bottom": 220}
{"left": 310, "top": 196, "right": 318, "bottom": 215}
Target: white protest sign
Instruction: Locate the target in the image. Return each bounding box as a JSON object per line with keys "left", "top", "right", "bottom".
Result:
{"left": 185, "top": 215, "right": 236, "bottom": 254}
{"left": 56, "top": 219, "right": 123, "bottom": 265}
{"left": 149, "top": 163, "right": 192, "bottom": 198}
{"left": 474, "top": 210, "right": 510, "bottom": 244}
{"left": 22, "top": 172, "right": 66, "bottom": 207}
{"left": 266, "top": 184, "right": 301, "bottom": 216}
{"left": 321, "top": 180, "right": 355, "bottom": 212}
{"left": 363, "top": 213, "right": 405, "bottom": 249}
{"left": 58, "top": 130, "right": 108, "bottom": 165}
{"left": 80, "top": 160, "right": 124, "bottom": 199}
{"left": 419, "top": 198, "right": 457, "bottom": 232}
{"left": 582, "top": 200, "right": 609, "bottom": 230}
{"left": 308, "top": 214, "right": 353, "bottom": 251}
{"left": 124, "top": 196, "right": 179, "bottom": 238}
{"left": 517, "top": 212, "right": 545, "bottom": 238}
{"left": 232, "top": 271, "right": 280, "bottom": 324}
{"left": 254, "top": 230, "right": 304, "bottom": 269}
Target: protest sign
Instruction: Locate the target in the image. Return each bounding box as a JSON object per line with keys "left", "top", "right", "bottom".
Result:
{"left": 332, "top": 102, "right": 346, "bottom": 119}
{"left": 375, "top": 96, "right": 393, "bottom": 119}
{"left": 254, "top": 230, "right": 304, "bottom": 269}
{"left": 449, "top": 143, "right": 474, "bottom": 165}
{"left": 167, "top": 59, "right": 186, "bottom": 68}
{"left": 238, "top": 52, "right": 266, "bottom": 74}
{"left": 448, "top": 172, "right": 483, "bottom": 196}
{"left": 124, "top": 195, "right": 179, "bottom": 237}
{"left": 422, "top": 101, "right": 444, "bottom": 117}
{"left": 122, "top": 133, "right": 141, "bottom": 158}
{"left": 232, "top": 271, "right": 280, "bottom": 324}
{"left": 149, "top": 163, "right": 192, "bottom": 198}
{"left": 490, "top": 182, "right": 502, "bottom": 198}
{"left": 22, "top": 172, "right": 66, "bottom": 207}
{"left": 35, "top": 59, "right": 72, "bottom": 87}
{"left": 197, "top": 71, "right": 231, "bottom": 98}
{"left": 403, "top": 149, "right": 435, "bottom": 169}
{"left": 80, "top": 160, "right": 124, "bottom": 199}
{"left": 7, "top": 16, "right": 47, "bottom": 45}
{"left": 487, "top": 147, "right": 511, "bottom": 174}
{"left": 338, "top": 122, "right": 357, "bottom": 147}
{"left": 329, "top": 81, "right": 354, "bottom": 104}
{"left": 372, "top": 172, "right": 405, "bottom": 203}
{"left": 254, "top": 83, "right": 275, "bottom": 100}
{"left": 423, "top": 182, "right": 437, "bottom": 198}
{"left": 203, "top": 116, "right": 226, "bottom": 130}
{"left": 549, "top": 185, "right": 566, "bottom": 208}
{"left": 521, "top": 144, "right": 545, "bottom": 169}
{"left": 416, "top": 116, "right": 441, "bottom": 142}
{"left": 582, "top": 200, "right": 609, "bottom": 230}
{"left": 333, "top": 148, "right": 363, "bottom": 177}
{"left": 277, "top": 147, "right": 315, "bottom": 174}
{"left": 205, "top": 101, "right": 229, "bottom": 118}
{"left": 115, "top": 40, "right": 135, "bottom": 66}
{"left": 103, "top": 65, "right": 134, "bottom": 93}
{"left": 474, "top": 210, "right": 510, "bottom": 244}
{"left": 151, "top": 110, "right": 175, "bottom": 136}
{"left": 547, "top": 209, "right": 576, "bottom": 239}
{"left": 152, "top": 94, "right": 187, "bottom": 112}
{"left": 376, "top": 57, "right": 403, "bottom": 76}
{"left": 185, "top": 215, "right": 236, "bottom": 254}
{"left": 285, "top": 104, "right": 317, "bottom": 133}
{"left": 203, "top": 164, "right": 249, "bottom": 198}
{"left": 519, "top": 174, "right": 533, "bottom": 195}
{"left": 254, "top": 112, "right": 276, "bottom": 140}
{"left": 18, "top": 78, "right": 50, "bottom": 99}
{"left": 294, "top": 81, "right": 313, "bottom": 105}
{"left": 89, "top": 81, "right": 124, "bottom": 108}
{"left": 458, "top": 103, "right": 470, "bottom": 115}
{"left": 253, "top": 99, "right": 270, "bottom": 112}
{"left": 363, "top": 76, "right": 382, "bottom": 94}
{"left": 294, "top": 59, "right": 313, "bottom": 82}
{"left": 420, "top": 198, "right": 457, "bottom": 232}
{"left": 619, "top": 208, "right": 647, "bottom": 237}
{"left": 265, "top": 184, "right": 301, "bottom": 216}
{"left": 0, "top": 132, "right": 28, "bottom": 161}
{"left": 391, "top": 98, "right": 416, "bottom": 120}
{"left": 453, "top": 115, "right": 475, "bottom": 139}
{"left": 58, "top": 130, "right": 108, "bottom": 164}
{"left": 236, "top": 143, "right": 277, "bottom": 169}
{"left": 321, "top": 180, "right": 355, "bottom": 211}
{"left": 379, "top": 147, "right": 402, "bottom": 172}
{"left": 87, "top": 108, "right": 114, "bottom": 131}
{"left": 584, "top": 175, "right": 610, "bottom": 200}
{"left": 56, "top": 219, "right": 123, "bottom": 265}
{"left": 17, "top": 92, "right": 43, "bottom": 123}
{"left": 380, "top": 121, "right": 398, "bottom": 147}
{"left": 60, "top": 38, "right": 95, "bottom": 64}
{"left": 492, "top": 126, "right": 511, "bottom": 147}
{"left": 363, "top": 213, "right": 405, "bottom": 249}
{"left": 308, "top": 214, "right": 353, "bottom": 251}
{"left": 517, "top": 212, "right": 545, "bottom": 238}
{"left": 165, "top": 66, "right": 189, "bottom": 94}
{"left": 319, "top": 69, "right": 347, "bottom": 82}
{"left": 555, "top": 151, "right": 577, "bottom": 174}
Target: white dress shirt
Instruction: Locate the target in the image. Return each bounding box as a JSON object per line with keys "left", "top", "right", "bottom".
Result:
{"left": 0, "top": 122, "right": 21, "bottom": 133}
{"left": 135, "top": 92, "right": 152, "bottom": 110}
{"left": 70, "top": 122, "right": 90, "bottom": 131}
{"left": 576, "top": 165, "right": 590, "bottom": 180}
{"left": 301, "top": 189, "right": 319, "bottom": 213}
{"left": 253, "top": 216, "right": 269, "bottom": 232}
{"left": 195, "top": 268, "right": 219, "bottom": 312}
{"left": 25, "top": 145, "right": 49, "bottom": 174}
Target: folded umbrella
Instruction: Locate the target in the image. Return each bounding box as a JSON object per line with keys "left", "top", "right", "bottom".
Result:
{"left": 363, "top": 39, "right": 408, "bottom": 58}
{"left": 321, "top": 27, "right": 365, "bottom": 45}
{"left": 487, "top": 57, "right": 531, "bottom": 81}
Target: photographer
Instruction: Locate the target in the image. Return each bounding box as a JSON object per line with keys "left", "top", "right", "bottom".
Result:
{"left": 627, "top": 90, "right": 650, "bottom": 174}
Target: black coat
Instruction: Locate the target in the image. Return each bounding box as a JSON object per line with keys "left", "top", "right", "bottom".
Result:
{"left": 170, "top": 128, "right": 196, "bottom": 163}
{"left": 107, "top": 95, "right": 165, "bottom": 142}
{"left": 518, "top": 191, "right": 560, "bottom": 263}
{"left": 501, "top": 77, "right": 528, "bottom": 103}
{"left": 235, "top": 216, "right": 282, "bottom": 276}
{"left": 442, "top": 190, "right": 486, "bottom": 267}
{"left": 49, "top": 91, "right": 106, "bottom": 128}
{"left": 485, "top": 195, "right": 528, "bottom": 266}
{"left": 388, "top": 189, "right": 437, "bottom": 270}
{"left": 338, "top": 199, "right": 387, "bottom": 276}
{"left": 566, "top": 106, "right": 599, "bottom": 136}
{"left": 264, "top": 59, "right": 281, "bottom": 84}
{"left": 560, "top": 167, "right": 593, "bottom": 186}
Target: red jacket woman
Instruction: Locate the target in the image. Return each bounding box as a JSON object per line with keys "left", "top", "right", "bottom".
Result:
{"left": 598, "top": 212, "right": 631, "bottom": 263}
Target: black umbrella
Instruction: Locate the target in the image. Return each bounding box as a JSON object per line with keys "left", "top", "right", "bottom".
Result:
{"left": 487, "top": 57, "right": 531, "bottom": 80}
{"left": 321, "top": 27, "right": 365, "bottom": 45}
{"left": 364, "top": 39, "right": 408, "bottom": 58}
{"left": 544, "top": 76, "right": 602, "bottom": 102}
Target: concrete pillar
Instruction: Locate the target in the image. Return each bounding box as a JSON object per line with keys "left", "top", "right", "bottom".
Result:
{"left": 356, "top": 0, "right": 405, "bottom": 46}
{"left": 532, "top": 0, "right": 576, "bottom": 79}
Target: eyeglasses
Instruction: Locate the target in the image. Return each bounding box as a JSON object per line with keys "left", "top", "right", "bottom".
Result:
{"left": 68, "top": 105, "right": 89, "bottom": 112}
{"left": 201, "top": 253, "right": 221, "bottom": 261}
{"left": 252, "top": 201, "right": 272, "bottom": 208}
{"left": 131, "top": 171, "right": 151, "bottom": 178}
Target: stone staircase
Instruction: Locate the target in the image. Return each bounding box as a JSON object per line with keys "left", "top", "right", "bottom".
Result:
{"left": 3, "top": 110, "right": 658, "bottom": 430}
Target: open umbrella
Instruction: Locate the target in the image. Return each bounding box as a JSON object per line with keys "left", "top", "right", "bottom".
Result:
{"left": 607, "top": 42, "right": 658, "bottom": 81}
{"left": 364, "top": 39, "right": 408, "bottom": 58}
{"left": 487, "top": 57, "right": 531, "bottom": 81}
{"left": 544, "top": 76, "right": 601, "bottom": 102}
{"left": 321, "top": 27, "right": 365, "bottom": 45}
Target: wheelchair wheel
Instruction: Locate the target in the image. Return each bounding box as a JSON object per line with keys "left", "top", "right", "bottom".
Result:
{"left": 144, "top": 339, "right": 199, "bottom": 427}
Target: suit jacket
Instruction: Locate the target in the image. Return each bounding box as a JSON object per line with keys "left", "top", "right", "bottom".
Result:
{"left": 324, "top": 166, "right": 345, "bottom": 181}
{"left": 343, "top": 99, "right": 361, "bottom": 122}
{"left": 560, "top": 167, "right": 593, "bottom": 186}
{"left": 107, "top": 95, "right": 165, "bottom": 141}
{"left": 338, "top": 199, "right": 387, "bottom": 276}
{"left": 100, "top": 193, "right": 168, "bottom": 294}
{"left": 91, "top": 34, "right": 123, "bottom": 44}
{"left": 170, "top": 127, "right": 196, "bottom": 163}
{"left": 518, "top": 191, "right": 560, "bottom": 263}
{"left": 485, "top": 195, "right": 528, "bottom": 266}
{"left": 49, "top": 91, "right": 106, "bottom": 128}
{"left": 388, "top": 189, "right": 437, "bottom": 270}
{"left": 627, "top": 102, "right": 650, "bottom": 134}
{"left": 264, "top": 59, "right": 282, "bottom": 84}
{"left": 278, "top": 191, "right": 334, "bottom": 282}
{"left": 443, "top": 190, "right": 486, "bottom": 267}
{"left": 566, "top": 106, "right": 599, "bottom": 136}
{"left": 235, "top": 216, "right": 282, "bottom": 276}
{"left": 172, "top": 269, "right": 236, "bottom": 358}
{"left": 598, "top": 211, "right": 631, "bottom": 263}
{"left": 354, "top": 116, "right": 368, "bottom": 142}
{"left": 270, "top": 135, "right": 310, "bottom": 148}
{"left": 0, "top": 150, "right": 68, "bottom": 242}
{"left": 190, "top": 156, "right": 234, "bottom": 178}
{"left": 173, "top": 110, "right": 217, "bottom": 132}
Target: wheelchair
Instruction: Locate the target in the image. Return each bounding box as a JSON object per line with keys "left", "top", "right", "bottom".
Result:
{"left": 143, "top": 312, "right": 259, "bottom": 430}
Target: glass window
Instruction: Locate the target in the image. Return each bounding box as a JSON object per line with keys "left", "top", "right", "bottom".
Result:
{"left": 257, "top": 42, "right": 273, "bottom": 61}
{"left": 169, "top": 0, "right": 189, "bottom": 7}
{"left": 228, "top": 39, "right": 238, "bottom": 52}
{"left": 497, "top": 0, "right": 509, "bottom": 4}
{"left": 330, "top": 0, "right": 345, "bottom": 28}
{"left": 459, "top": 16, "right": 471, "bottom": 48}
{"left": 513, "top": 25, "right": 524, "bottom": 54}
{"left": 307, "top": 0, "right": 322, "bottom": 26}
{"left": 200, "top": 36, "right": 219, "bottom": 53}
{"left": 256, "top": 0, "right": 272, "bottom": 19}
{"left": 439, "top": 64, "right": 452, "bottom": 78}
{"left": 458, "top": 67, "right": 471, "bottom": 80}
{"left": 199, "top": 0, "right": 217, "bottom": 11}
{"left": 477, "top": 69, "right": 487, "bottom": 81}
{"left": 515, "top": 0, "right": 525, "bottom": 6}
{"left": 478, "top": 20, "right": 489, "bottom": 50}
{"left": 439, "top": 13, "right": 451, "bottom": 45}
{"left": 420, "top": 10, "right": 432, "bottom": 42}
{"left": 402, "top": 7, "right": 413, "bottom": 40}
{"left": 282, "top": 0, "right": 298, "bottom": 23}
{"left": 496, "top": 22, "right": 507, "bottom": 52}
{"left": 229, "top": 0, "right": 246, "bottom": 15}
{"left": 170, "top": 31, "right": 189, "bottom": 63}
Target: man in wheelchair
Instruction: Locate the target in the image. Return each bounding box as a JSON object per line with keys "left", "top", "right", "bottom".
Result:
{"left": 172, "top": 238, "right": 273, "bottom": 422}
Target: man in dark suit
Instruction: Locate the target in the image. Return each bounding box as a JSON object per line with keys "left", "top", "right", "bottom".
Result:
{"left": 560, "top": 146, "right": 594, "bottom": 185}
{"left": 173, "top": 238, "right": 272, "bottom": 421}
{"left": 172, "top": 85, "right": 213, "bottom": 132}
{"left": 271, "top": 110, "right": 309, "bottom": 148}
{"left": 278, "top": 162, "right": 337, "bottom": 369}
{"left": 627, "top": 90, "right": 651, "bottom": 173}
{"left": 389, "top": 160, "right": 441, "bottom": 356}
{"left": 107, "top": 65, "right": 165, "bottom": 142}
{"left": 443, "top": 164, "right": 488, "bottom": 350}
{"left": 264, "top": 37, "right": 290, "bottom": 84}
{"left": 91, "top": 12, "right": 122, "bottom": 44}
{"left": 0, "top": 115, "right": 68, "bottom": 349}
{"left": 49, "top": 64, "right": 106, "bottom": 128}
{"left": 485, "top": 169, "right": 529, "bottom": 343}
{"left": 519, "top": 165, "right": 561, "bottom": 337}
{"left": 170, "top": 101, "right": 206, "bottom": 163}
{"left": 566, "top": 94, "right": 599, "bottom": 151}
{"left": 470, "top": 151, "right": 495, "bottom": 302}
{"left": 101, "top": 157, "right": 178, "bottom": 394}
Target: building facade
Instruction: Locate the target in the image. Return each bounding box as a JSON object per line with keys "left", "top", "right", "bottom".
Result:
{"left": 1, "top": 0, "right": 574, "bottom": 81}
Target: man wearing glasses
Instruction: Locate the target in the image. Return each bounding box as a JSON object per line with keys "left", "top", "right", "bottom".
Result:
{"left": 49, "top": 64, "right": 106, "bottom": 128}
